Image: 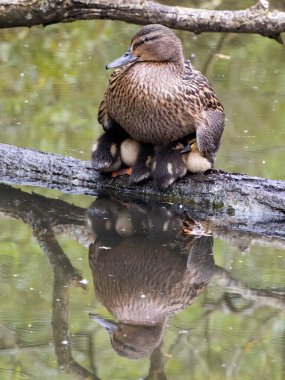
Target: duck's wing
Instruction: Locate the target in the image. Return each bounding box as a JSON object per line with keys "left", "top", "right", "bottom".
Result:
{"left": 184, "top": 61, "right": 224, "bottom": 113}
{"left": 98, "top": 69, "right": 122, "bottom": 130}
{"left": 97, "top": 69, "right": 131, "bottom": 147}
{"left": 196, "top": 108, "right": 225, "bottom": 164}
{"left": 98, "top": 92, "right": 109, "bottom": 129}
{"left": 192, "top": 70, "right": 224, "bottom": 113}
{"left": 184, "top": 61, "right": 225, "bottom": 164}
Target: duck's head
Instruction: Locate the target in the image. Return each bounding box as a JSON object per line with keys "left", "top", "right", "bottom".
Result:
{"left": 106, "top": 24, "right": 184, "bottom": 69}
{"left": 90, "top": 314, "right": 164, "bottom": 359}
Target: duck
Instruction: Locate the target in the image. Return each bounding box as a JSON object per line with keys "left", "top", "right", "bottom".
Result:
{"left": 92, "top": 24, "right": 224, "bottom": 188}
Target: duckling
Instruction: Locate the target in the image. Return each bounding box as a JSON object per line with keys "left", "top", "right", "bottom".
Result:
{"left": 120, "top": 138, "right": 154, "bottom": 183}
{"left": 91, "top": 132, "right": 122, "bottom": 172}
{"left": 151, "top": 140, "right": 187, "bottom": 189}
{"left": 91, "top": 120, "right": 130, "bottom": 172}
{"left": 151, "top": 137, "right": 213, "bottom": 188}
{"left": 182, "top": 139, "right": 212, "bottom": 173}
{"left": 92, "top": 132, "right": 154, "bottom": 182}
{"left": 97, "top": 24, "right": 224, "bottom": 187}
{"left": 120, "top": 138, "right": 141, "bottom": 167}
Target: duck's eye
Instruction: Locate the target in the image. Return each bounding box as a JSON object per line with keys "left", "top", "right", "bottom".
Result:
{"left": 133, "top": 37, "right": 151, "bottom": 50}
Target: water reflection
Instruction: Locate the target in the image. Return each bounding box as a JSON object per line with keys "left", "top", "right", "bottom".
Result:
{"left": 0, "top": 185, "right": 284, "bottom": 379}
{"left": 88, "top": 197, "right": 214, "bottom": 359}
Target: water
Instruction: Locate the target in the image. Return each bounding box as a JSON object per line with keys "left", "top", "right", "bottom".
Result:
{"left": 0, "top": 188, "right": 284, "bottom": 379}
{"left": 0, "top": 14, "right": 285, "bottom": 380}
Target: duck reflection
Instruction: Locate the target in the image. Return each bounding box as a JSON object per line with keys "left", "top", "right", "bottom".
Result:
{"left": 88, "top": 196, "right": 215, "bottom": 359}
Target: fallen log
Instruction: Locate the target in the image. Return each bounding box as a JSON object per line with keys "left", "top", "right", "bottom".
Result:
{"left": 0, "top": 143, "right": 284, "bottom": 237}
{"left": 0, "top": 0, "right": 284, "bottom": 43}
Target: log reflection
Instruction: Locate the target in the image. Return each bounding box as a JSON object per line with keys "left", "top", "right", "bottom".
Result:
{"left": 88, "top": 196, "right": 215, "bottom": 360}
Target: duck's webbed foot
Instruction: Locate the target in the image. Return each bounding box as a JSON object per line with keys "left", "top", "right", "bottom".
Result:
{"left": 130, "top": 144, "right": 154, "bottom": 184}
{"left": 91, "top": 132, "right": 123, "bottom": 172}
{"left": 112, "top": 167, "right": 132, "bottom": 178}
{"left": 151, "top": 142, "right": 187, "bottom": 189}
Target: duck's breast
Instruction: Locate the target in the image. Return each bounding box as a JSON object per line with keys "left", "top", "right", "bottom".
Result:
{"left": 106, "top": 64, "right": 203, "bottom": 144}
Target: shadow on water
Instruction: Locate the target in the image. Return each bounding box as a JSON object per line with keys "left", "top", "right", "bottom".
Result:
{"left": 0, "top": 184, "right": 284, "bottom": 379}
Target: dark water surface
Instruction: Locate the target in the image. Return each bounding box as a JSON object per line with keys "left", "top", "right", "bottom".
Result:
{"left": 0, "top": 9, "right": 285, "bottom": 380}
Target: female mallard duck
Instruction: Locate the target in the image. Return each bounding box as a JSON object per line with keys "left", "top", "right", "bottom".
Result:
{"left": 92, "top": 24, "right": 224, "bottom": 188}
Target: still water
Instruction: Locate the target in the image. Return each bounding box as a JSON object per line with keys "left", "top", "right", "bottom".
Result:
{"left": 0, "top": 9, "right": 285, "bottom": 380}
{"left": 0, "top": 186, "right": 284, "bottom": 380}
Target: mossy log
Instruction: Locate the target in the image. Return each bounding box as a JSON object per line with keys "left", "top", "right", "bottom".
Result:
{"left": 0, "top": 143, "right": 284, "bottom": 237}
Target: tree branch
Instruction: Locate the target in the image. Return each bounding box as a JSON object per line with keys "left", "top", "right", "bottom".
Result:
{"left": 0, "top": 143, "right": 284, "bottom": 237}
{"left": 214, "top": 265, "right": 285, "bottom": 310}
{"left": 0, "top": 0, "right": 284, "bottom": 42}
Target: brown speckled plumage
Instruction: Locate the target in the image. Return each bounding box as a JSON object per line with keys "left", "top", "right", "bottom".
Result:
{"left": 98, "top": 24, "right": 224, "bottom": 160}
{"left": 93, "top": 24, "right": 225, "bottom": 188}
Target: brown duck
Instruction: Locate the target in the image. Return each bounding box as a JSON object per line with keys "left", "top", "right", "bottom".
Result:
{"left": 92, "top": 24, "right": 225, "bottom": 188}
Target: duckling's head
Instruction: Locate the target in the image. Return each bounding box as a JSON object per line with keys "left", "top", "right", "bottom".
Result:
{"left": 106, "top": 24, "right": 184, "bottom": 69}
{"left": 188, "top": 139, "right": 199, "bottom": 153}
{"left": 183, "top": 139, "right": 212, "bottom": 173}
{"left": 180, "top": 138, "right": 198, "bottom": 154}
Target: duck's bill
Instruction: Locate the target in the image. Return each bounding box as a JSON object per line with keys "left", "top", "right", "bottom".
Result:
{"left": 106, "top": 49, "right": 138, "bottom": 69}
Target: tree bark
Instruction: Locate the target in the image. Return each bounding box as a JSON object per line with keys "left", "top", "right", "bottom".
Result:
{"left": 0, "top": 143, "right": 284, "bottom": 237}
{"left": 0, "top": 0, "right": 284, "bottom": 42}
